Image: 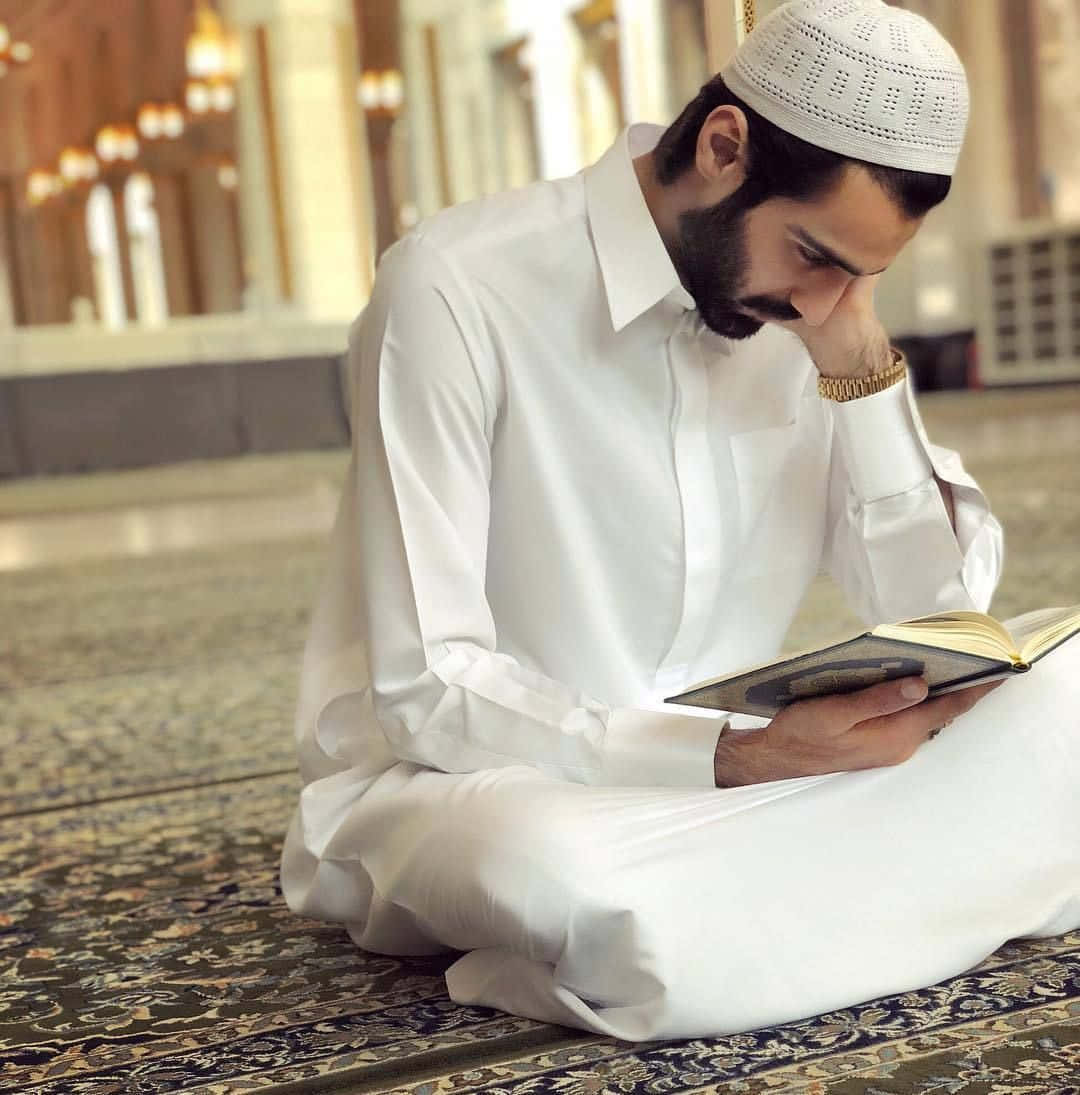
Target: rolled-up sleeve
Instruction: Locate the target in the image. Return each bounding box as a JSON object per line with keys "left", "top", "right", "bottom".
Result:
{"left": 823, "top": 376, "right": 1004, "bottom": 626}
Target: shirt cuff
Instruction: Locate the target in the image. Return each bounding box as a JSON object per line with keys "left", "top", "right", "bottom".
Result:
{"left": 830, "top": 378, "right": 934, "bottom": 502}
{"left": 599, "top": 706, "right": 725, "bottom": 787}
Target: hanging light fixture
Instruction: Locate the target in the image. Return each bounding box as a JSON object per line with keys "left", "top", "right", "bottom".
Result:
{"left": 186, "top": 0, "right": 228, "bottom": 79}
{"left": 185, "top": 77, "right": 235, "bottom": 116}
{"left": 186, "top": 79, "right": 212, "bottom": 115}
{"left": 58, "top": 147, "right": 99, "bottom": 186}
{"left": 95, "top": 123, "right": 139, "bottom": 164}
{"left": 137, "top": 103, "right": 164, "bottom": 140}
{"left": 160, "top": 103, "right": 185, "bottom": 138}
{"left": 217, "top": 161, "right": 238, "bottom": 190}
{"left": 183, "top": 1, "right": 239, "bottom": 126}
{"left": 358, "top": 69, "right": 405, "bottom": 119}
{"left": 209, "top": 78, "right": 235, "bottom": 113}
{"left": 137, "top": 102, "right": 185, "bottom": 140}
{"left": 116, "top": 124, "right": 139, "bottom": 161}
{"left": 95, "top": 125, "right": 121, "bottom": 163}
{"left": 27, "top": 170, "right": 62, "bottom": 206}
{"left": 0, "top": 22, "right": 33, "bottom": 77}
{"left": 58, "top": 148, "right": 83, "bottom": 183}
{"left": 358, "top": 71, "right": 381, "bottom": 112}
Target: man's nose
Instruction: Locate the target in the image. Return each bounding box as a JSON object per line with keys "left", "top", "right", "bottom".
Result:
{"left": 790, "top": 274, "right": 850, "bottom": 327}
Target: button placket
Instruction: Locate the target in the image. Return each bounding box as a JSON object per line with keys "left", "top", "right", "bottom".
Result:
{"left": 654, "top": 320, "right": 727, "bottom": 695}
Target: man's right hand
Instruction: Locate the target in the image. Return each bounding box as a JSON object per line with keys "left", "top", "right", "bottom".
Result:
{"left": 713, "top": 676, "right": 1004, "bottom": 787}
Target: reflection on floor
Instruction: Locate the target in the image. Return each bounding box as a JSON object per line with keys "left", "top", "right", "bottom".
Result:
{"left": 2, "top": 384, "right": 1079, "bottom": 1093}
{"left": 0, "top": 451, "right": 344, "bottom": 571}
{"left": 0, "top": 481, "right": 340, "bottom": 571}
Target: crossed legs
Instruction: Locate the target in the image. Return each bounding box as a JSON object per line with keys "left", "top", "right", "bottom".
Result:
{"left": 295, "top": 642, "right": 1080, "bottom": 1040}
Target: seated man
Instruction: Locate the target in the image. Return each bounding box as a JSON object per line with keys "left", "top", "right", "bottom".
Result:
{"left": 281, "top": 0, "right": 1080, "bottom": 1040}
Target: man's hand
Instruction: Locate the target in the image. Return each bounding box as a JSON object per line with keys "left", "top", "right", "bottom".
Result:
{"left": 713, "top": 676, "right": 1004, "bottom": 787}
{"left": 785, "top": 273, "right": 892, "bottom": 380}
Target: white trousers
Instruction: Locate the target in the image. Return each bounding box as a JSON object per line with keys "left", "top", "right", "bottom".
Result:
{"left": 282, "top": 642, "right": 1080, "bottom": 1041}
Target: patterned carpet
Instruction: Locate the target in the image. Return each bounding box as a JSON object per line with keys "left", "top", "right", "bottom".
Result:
{"left": 3, "top": 385, "right": 1080, "bottom": 1093}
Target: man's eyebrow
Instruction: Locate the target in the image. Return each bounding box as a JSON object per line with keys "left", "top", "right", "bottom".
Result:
{"left": 789, "top": 226, "right": 886, "bottom": 277}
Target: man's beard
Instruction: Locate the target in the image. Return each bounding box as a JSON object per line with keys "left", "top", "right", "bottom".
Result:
{"left": 669, "top": 188, "right": 800, "bottom": 339}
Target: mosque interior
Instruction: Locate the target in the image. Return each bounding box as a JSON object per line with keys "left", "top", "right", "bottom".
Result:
{"left": 2, "top": 0, "right": 1079, "bottom": 1091}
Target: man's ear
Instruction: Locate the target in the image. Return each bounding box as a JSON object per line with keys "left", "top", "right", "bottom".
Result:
{"left": 695, "top": 105, "right": 749, "bottom": 195}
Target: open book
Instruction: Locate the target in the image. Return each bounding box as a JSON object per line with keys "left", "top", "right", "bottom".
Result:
{"left": 666, "top": 604, "right": 1080, "bottom": 720}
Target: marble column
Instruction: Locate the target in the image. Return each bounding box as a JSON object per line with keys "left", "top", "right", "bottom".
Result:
{"left": 0, "top": 183, "right": 18, "bottom": 329}
{"left": 110, "top": 182, "right": 139, "bottom": 326}
{"left": 874, "top": 0, "right": 1020, "bottom": 339}
{"left": 614, "top": 0, "right": 669, "bottom": 124}
{"left": 228, "top": 20, "right": 288, "bottom": 311}
{"left": 527, "top": 10, "right": 586, "bottom": 180}
{"left": 1037, "top": 0, "right": 1080, "bottom": 220}
{"left": 225, "top": 0, "right": 376, "bottom": 321}
{"left": 703, "top": 0, "right": 744, "bottom": 72}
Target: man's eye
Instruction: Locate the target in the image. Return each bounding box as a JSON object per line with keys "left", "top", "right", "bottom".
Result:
{"left": 797, "top": 245, "right": 830, "bottom": 268}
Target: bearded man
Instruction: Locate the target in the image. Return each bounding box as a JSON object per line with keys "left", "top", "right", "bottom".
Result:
{"left": 281, "top": 0, "right": 1080, "bottom": 1039}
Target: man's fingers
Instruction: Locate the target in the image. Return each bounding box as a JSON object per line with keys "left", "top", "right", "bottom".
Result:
{"left": 770, "top": 674, "right": 1004, "bottom": 773}
{"left": 916, "top": 678, "right": 1004, "bottom": 726}
{"left": 805, "top": 675, "right": 928, "bottom": 728}
{"left": 871, "top": 679, "right": 1008, "bottom": 761}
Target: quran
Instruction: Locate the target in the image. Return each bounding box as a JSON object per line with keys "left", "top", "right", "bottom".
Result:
{"left": 667, "top": 605, "right": 1080, "bottom": 720}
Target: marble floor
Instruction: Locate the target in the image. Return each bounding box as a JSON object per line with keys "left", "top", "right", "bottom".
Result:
{"left": 0, "top": 451, "right": 343, "bottom": 571}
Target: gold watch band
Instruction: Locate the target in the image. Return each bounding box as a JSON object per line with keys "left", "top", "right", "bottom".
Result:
{"left": 817, "top": 350, "right": 907, "bottom": 403}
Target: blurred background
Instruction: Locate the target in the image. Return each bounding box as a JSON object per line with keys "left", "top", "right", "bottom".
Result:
{"left": 0, "top": 0, "right": 1075, "bottom": 598}
{"left": 1, "top": 11, "right": 1077, "bottom": 1084}
{"left": 0, "top": 0, "right": 1078, "bottom": 487}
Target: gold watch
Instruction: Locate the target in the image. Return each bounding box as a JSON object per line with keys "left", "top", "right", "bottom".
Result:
{"left": 817, "top": 350, "right": 907, "bottom": 403}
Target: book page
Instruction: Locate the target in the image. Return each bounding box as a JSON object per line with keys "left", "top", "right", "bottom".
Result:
{"left": 1008, "top": 605, "right": 1080, "bottom": 662}
{"left": 874, "top": 611, "right": 1016, "bottom": 662}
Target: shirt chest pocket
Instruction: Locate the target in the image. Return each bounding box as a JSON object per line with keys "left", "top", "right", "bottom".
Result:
{"left": 728, "top": 409, "right": 829, "bottom": 576}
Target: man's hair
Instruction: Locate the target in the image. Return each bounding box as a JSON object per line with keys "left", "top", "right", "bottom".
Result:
{"left": 654, "top": 75, "right": 951, "bottom": 219}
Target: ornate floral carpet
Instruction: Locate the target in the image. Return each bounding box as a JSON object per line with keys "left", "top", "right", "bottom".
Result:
{"left": 3, "top": 386, "right": 1080, "bottom": 1093}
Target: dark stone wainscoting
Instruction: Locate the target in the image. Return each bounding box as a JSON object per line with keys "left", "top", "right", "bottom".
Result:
{"left": 0, "top": 334, "right": 981, "bottom": 480}
{"left": 894, "top": 330, "right": 975, "bottom": 392}
{"left": 0, "top": 355, "right": 350, "bottom": 479}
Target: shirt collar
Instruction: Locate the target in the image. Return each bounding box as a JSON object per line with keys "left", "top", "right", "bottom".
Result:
{"left": 585, "top": 124, "right": 696, "bottom": 332}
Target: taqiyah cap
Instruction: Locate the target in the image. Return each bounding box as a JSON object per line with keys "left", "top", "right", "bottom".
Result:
{"left": 721, "top": 0, "right": 968, "bottom": 175}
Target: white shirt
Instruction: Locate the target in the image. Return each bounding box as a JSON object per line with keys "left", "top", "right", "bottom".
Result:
{"left": 289, "top": 126, "right": 1003, "bottom": 818}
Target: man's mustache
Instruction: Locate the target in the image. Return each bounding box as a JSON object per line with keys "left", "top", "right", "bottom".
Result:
{"left": 738, "top": 295, "right": 802, "bottom": 322}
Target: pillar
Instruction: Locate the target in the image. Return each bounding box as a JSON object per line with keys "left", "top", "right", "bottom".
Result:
{"left": 110, "top": 181, "right": 139, "bottom": 326}
{"left": 225, "top": 0, "right": 376, "bottom": 321}
{"left": 0, "top": 182, "right": 19, "bottom": 329}
{"left": 227, "top": 12, "right": 293, "bottom": 312}
{"left": 704, "top": 0, "right": 743, "bottom": 72}
{"left": 615, "top": 0, "right": 669, "bottom": 124}
{"left": 874, "top": 0, "right": 1021, "bottom": 339}
{"left": 520, "top": 9, "right": 585, "bottom": 180}
{"left": 355, "top": 0, "right": 405, "bottom": 258}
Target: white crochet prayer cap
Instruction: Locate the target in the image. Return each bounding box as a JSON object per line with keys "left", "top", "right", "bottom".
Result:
{"left": 721, "top": 0, "right": 968, "bottom": 175}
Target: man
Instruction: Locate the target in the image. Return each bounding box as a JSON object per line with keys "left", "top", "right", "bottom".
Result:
{"left": 282, "top": 0, "right": 1079, "bottom": 1040}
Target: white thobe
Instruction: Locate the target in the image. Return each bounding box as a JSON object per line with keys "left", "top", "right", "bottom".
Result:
{"left": 281, "top": 126, "right": 1079, "bottom": 1040}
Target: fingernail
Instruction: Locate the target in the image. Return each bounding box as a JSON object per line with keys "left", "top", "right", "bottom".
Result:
{"left": 900, "top": 678, "right": 927, "bottom": 700}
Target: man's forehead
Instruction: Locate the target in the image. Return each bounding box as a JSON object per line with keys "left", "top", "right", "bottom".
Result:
{"left": 777, "top": 166, "right": 921, "bottom": 272}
